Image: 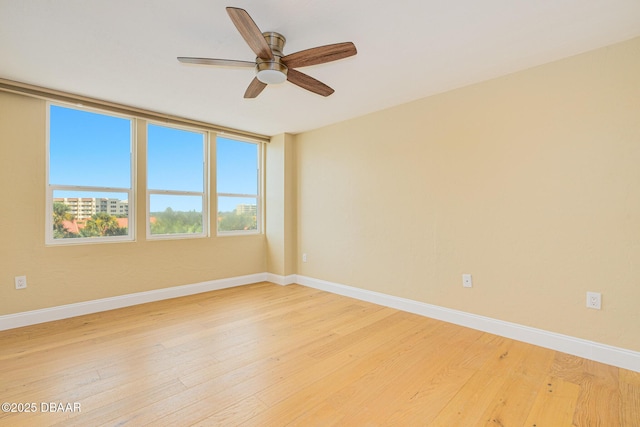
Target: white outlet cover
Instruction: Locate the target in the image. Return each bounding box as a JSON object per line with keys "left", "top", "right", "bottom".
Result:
{"left": 462, "top": 274, "right": 473, "bottom": 288}
{"left": 15, "top": 275, "right": 27, "bottom": 289}
{"left": 586, "top": 291, "right": 601, "bottom": 309}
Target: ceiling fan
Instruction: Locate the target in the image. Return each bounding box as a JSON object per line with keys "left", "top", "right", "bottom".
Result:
{"left": 178, "top": 7, "right": 357, "bottom": 98}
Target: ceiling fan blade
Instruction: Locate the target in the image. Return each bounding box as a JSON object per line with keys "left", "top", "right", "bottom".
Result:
{"left": 177, "top": 57, "right": 255, "bottom": 67}
{"left": 287, "top": 69, "right": 334, "bottom": 97}
{"left": 226, "top": 7, "right": 273, "bottom": 60}
{"left": 244, "top": 77, "right": 268, "bottom": 98}
{"left": 282, "top": 42, "right": 357, "bottom": 68}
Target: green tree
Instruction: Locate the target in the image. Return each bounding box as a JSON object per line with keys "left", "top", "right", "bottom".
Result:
{"left": 81, "top": 212, "right": 127, "bottom": 237}
{"left": 217, "top": 211, "right": 256, "bottom": 232}
{"left": 52, "top": 202, "right": 79, "bottom": 238}
{"left": 150, "top": 208, "right": 202, "bottom": 235}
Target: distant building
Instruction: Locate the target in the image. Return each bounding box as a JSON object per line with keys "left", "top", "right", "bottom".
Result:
{"left": 97, "top": 198, "right": 129, "bottom": 217}
{"left": 236, "top": 203, "right": 257, "bottom": 216}
{"left": 54, "top": 197, "right": 129, "bottom": 220}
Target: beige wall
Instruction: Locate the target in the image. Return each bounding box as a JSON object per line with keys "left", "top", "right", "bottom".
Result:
{"left": 295, "top": 37, "right": 640, "bottom": 352}
{"left": 0, "top": 92, "right": 266, "bottom": 315}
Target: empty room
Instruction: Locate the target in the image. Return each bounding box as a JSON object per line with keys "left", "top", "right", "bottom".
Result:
{"left": 1, "top": 1, "right": 639, "bottom": 425}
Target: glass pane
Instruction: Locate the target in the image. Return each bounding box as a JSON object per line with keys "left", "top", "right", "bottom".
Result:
{"left": 217, "top": 137, "right": 258, "bottom": 195}
{"left": 149, "top": 194, "right": 203, "bottom": 235}
{"left": 148, "top": 124, "right": 204, "bottom": 192}
{"left": 49, "top": 105, "right": 132, "bottom": 188}
{"left": 217, "top": 196, "right": 258, "bottom": 232}
{"left": 52, "top": 190, "right": 130, "bottom": 239}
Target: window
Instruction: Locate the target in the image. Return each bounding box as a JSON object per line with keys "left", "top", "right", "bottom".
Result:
{"left": 47, "top": 104, "right": 134, "bottom": 244}
{"left": 216, "top": 136, "right": 261, "bottom": 234}
{"left": 147, "top": 123, "right": 208, "bottom": 238}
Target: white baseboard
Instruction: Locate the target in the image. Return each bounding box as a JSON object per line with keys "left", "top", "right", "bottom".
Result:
{"left": 296, "top": 275, "right": 640, "bottom": 373}
{"left": 265, "top": 273, "right": 296, "bottom": 286}
{"left": 0, "top": 273, "right": 268, "bottom": 332}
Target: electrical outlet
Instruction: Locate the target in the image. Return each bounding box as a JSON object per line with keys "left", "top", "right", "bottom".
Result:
{"left": 586, "top": 292, "right": 601, "bottom": 310}
{"left": 15, "top": 275, "right": 27, "bottom": 290}
{"left": 462, "top": 274, "right": 473, "bottom": 288}
{"left": 302, "top": 253, "right": 307, "bottom": 263}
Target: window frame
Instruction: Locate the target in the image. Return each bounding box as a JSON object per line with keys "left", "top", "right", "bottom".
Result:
{"left": 45, "top": 102, "right": 136, "bottom": 245}
{"left": 145, "top": 121, "right": 210, "bottom": 240}
{"left": 216, "top": 135, "right": 262, "bottom": 236}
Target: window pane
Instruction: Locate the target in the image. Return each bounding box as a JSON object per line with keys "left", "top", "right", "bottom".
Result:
{"left": 149, "top": 194, "right": 203, "bottom": 235}
{"left": 52, "top": 190, "right": 129, "bottom": 239}
{"left": 148, "top": 124, "right": 204, "bottom": 192}
{"left": 49, "top": 105, "right": 131, "bottom": 188}
{"left": 217, "top": 196, "right": 258, "bottom": 232}
{"left": 217, "top": 137, "right": 258, "bottom": 195}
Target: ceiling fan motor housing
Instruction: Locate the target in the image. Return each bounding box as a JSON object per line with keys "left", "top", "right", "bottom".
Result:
{"left": 256, "top": 32, "right": 288, "bottom": 84}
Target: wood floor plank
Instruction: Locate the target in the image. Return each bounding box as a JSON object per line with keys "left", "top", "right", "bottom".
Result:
{"left": 620, "top": 381, "right": 640, "bottom": 426}
{"left": 193, "top": 396, "right": 268, "bottom": 427}
{"left": 376, "top": 330, "right": 495, "bottom": 425}
{"left": 292, "top": 322, "right": 467, "bottom": 425}
{"left": 429, "top": 339, "right": 533, "bottom": 426}
{"left": 242, "top": 318, "right": 432, "bottom": 425}
{"left": 254, "top": 314, "right": 428, "bottom": 410}
{"left": 572, "top": 359, "right": 621, "bottom": 426}
{"left": 0, "top": 281, "right": 636, "bottom": 426}
{"left": 523, "top": 375, "right": 582, "bottom": 426}
{"left": 478, "top": 343, "right": 555, "bottom": 426}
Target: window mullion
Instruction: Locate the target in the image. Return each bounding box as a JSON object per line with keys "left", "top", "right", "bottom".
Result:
{"left": 217, "top": 192, "right": 258, "bottom": 199}
{"left": 51, "top": 184, "right": 131, "bottom": 193}
{"left": 149, "top": 189, "right": 204, "bottom": 197}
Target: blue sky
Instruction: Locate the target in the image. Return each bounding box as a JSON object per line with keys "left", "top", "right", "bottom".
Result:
{"left": 49, "top": 104, "right": 258, "bottom": 214}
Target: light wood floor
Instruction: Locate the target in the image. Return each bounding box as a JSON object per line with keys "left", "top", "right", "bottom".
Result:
{"left": 1, "top": 282, "right": 638, "bottom": 426}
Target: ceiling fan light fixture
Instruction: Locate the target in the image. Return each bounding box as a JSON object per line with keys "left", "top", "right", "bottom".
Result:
{"left": 256, "top": 58, "right": 288, "bottom": 84}
{"left": 257, "top": 69, "right": 287, "bottom": 84}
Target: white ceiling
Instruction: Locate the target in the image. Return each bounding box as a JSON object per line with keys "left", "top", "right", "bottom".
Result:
{"left": 1, "top": 1, "right": 639, "bottom": 136}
